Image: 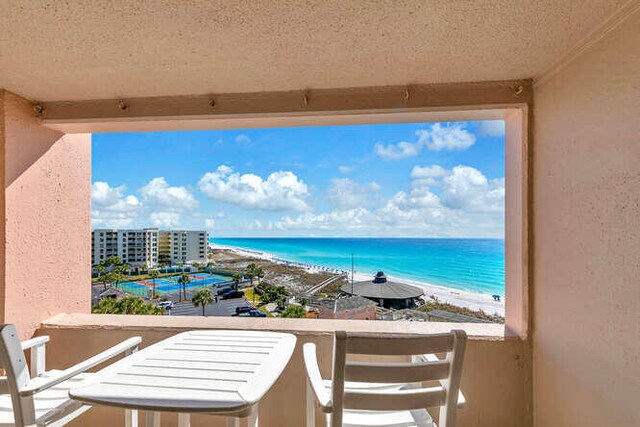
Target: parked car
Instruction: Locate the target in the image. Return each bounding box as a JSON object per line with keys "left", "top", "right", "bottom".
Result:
{"left": 235, "top": 305, "right": 253, "bottom": 314}
{"left": 221, "top": 290, "right": 244, "bottom": 300}
{"left": 157, "top": 301, "right": 173, "bottom": 310}
{"left": 236, "top": 309, "right": 267, "bottom": 317}
{"left": 216, "top": 285, "right": 232, "bottom": 294}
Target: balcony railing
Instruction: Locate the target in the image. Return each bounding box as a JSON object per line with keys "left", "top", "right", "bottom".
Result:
{"left": 35, "top": 313, "right": 529, "bottom": 427}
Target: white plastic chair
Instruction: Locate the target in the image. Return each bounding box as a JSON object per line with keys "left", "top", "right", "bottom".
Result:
{"left": 0, "top": 324, "right": 142, "bottom": 427}
{"left": 304, "top": 330, "right": 467, "bottom": 427}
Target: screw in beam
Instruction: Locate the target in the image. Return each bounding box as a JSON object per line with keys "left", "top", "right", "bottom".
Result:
{"left": 32, "top": 104, "right": 45, "bottom": 118}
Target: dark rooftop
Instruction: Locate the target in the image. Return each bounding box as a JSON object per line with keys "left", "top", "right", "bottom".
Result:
{"left": 308, "top": 295, "right": 377, "bottom": 313}
{"left": 341, "top": 271, "right": 424, "bottom": 300}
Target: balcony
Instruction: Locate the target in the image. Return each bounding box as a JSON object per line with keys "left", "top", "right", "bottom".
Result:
{"left": 36, "top": 314, "right": 527, "bottom": 427}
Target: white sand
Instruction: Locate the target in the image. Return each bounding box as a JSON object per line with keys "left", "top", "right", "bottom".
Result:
{"left": 210, "top": 243, "right": 505, "bottom": 316}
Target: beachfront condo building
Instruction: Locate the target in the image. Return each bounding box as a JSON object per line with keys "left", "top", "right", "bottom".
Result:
{"left": 157, "top": 230, "right": 208, "bottom": 265}
{"left": 91, "top": 228, "right": 207, "bottom": 267}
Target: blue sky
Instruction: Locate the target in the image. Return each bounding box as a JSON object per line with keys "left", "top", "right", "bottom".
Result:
{"left": 92, "top": 120, "right": 505, "bottom": 237}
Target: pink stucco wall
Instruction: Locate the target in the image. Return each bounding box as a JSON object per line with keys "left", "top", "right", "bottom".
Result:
{"left": 532, "top": 10, "right": 640, "bottom": 427}
{"left": 0, "top": 91, "right": 91, "bottom": 337}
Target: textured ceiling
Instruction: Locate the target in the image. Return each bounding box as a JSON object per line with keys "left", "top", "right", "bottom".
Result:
{"left": 0, "top": 0, "right": 628, "bottom": 101}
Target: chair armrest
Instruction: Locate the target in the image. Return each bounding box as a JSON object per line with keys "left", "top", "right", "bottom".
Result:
{"left": 303, "top": 343, "right": 332, "bottom": 412}
{"left": 20, "top": 336, "right": 142, "bottom": 396}
{"left": 416, "top": 353, "right": 466, "bottom": 408}
{"left": 22, "top": 336, "right": 51, "bottom": 377}
{"left": 21, "top": 336, "right": 49, "bottom": 350}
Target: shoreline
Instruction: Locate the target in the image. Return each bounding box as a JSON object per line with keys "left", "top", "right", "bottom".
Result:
{"left": 209, "top": 243, "right": 505, "bottom": 316}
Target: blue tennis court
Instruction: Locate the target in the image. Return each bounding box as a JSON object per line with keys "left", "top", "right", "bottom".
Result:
{"left": 120, "top": 272, "right": 231, "bottom": 295}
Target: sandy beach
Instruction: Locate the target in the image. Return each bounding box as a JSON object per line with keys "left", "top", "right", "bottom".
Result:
{"left": 210, "top": 243, "right": 505, "bottom": 316}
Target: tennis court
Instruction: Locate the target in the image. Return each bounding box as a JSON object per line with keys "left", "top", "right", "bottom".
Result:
{"left": 120, "top": 272, "right": 231, "bottom": 296}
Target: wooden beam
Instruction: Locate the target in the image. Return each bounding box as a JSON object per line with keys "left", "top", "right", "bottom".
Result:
{"left": 37, "top": 80, "right": 532, "bottom": 133}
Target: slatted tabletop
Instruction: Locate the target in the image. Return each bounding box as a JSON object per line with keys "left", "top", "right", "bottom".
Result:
{"left": 69, "top": 330, "right": 297, "bottom": 416}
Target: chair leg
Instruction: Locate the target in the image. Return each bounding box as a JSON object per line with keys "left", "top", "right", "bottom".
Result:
{"left": 247, "top": 404, "right": 259, "bottom": 427}
{"left": 178, "top": 413, "right": 191, "bottom": 427}
{"left": 125, "top": 409, "right": 138, "bottom": 427}
{"left": 227, "top": 417, "right": 240, "bottom": 427}
{"left": 306, "top": 379, "right": 315, "bottom": 427}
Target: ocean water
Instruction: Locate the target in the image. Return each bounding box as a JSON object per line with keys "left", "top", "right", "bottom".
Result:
{"left": 211, "top": 238, "right": 505, "bottom": 296}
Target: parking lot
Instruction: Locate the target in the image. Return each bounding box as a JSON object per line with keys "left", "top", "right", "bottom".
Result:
{"left": 166, "top": 296, "right": 251, "bottom": 317}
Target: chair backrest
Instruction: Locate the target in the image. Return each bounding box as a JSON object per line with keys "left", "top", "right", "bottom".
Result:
{"left": 0, "top": 324, "right": 36, "bottom": 426}
{"left": 330, "top": 330, "right": 467, "bottom": 427}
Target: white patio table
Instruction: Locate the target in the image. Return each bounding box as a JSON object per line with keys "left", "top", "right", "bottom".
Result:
{"left": 69, "top": 330, "right": 297, "bottom": 427}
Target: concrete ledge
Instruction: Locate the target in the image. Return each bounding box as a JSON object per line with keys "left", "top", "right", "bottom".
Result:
{"left": 42, "top": 313, "right": 507, "bottom": 341}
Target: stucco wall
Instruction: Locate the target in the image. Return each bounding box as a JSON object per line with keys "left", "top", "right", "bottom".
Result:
{"left": 36, "top": 314, "right": 532, "bottom": 427}
{"left": 0, "top": 91, "right": 91, "bottom": 337}
{"left": 532, "top": 10, "right": 640, "bottom": 427}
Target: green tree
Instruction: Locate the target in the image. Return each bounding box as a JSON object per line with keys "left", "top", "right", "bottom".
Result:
{"left": 100, "top": 255, "right": 123, "bottom": 269}
{"left": 255, "top": 267, "right": 264, "bottom": 284}
{"left": 192, "top": 289, "right": 214, "bottom": 316}
{"left": 102, "top": 271, "right": 124, "bottom": 291}
{"left": 299, "top": 297, "right": 309, "bottom": 307}
{"left": 92, "top": 296, "right": 163, "bottom": 315}
{"left": 149, "top": 270, "right": 160, "bottom": 299}
{"left": 94, "top": 264, "right": 106, "bottom": 284}
{"left": 177, "top": 273, "right": 191, "bottom": 301}
{"left": 280, "top": 305, "right": 306, "bottom": 318}
{"left": 245, "top": 263, "right": 258, "bottom": 287}
{"left": 231, "top": 273, "right": 242, "bottom": 290}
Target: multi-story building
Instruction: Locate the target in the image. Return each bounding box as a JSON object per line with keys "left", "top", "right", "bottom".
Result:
{"left": 92, "top": 229, "right": 207, "bottom": 267}
{"left": 158, "top": 230, "right": 207, "bottom": 265}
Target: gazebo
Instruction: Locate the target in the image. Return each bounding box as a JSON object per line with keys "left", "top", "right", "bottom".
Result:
{"left": 340, "top": 271, "right": 424, "bottom": 309}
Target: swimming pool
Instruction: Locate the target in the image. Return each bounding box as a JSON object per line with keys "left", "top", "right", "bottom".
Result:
{"left": 119, "top": 272, "right": 231, "bottom": 295}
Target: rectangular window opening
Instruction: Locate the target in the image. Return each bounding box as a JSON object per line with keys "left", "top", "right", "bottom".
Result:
{"left": 90, "top": 112, "right": 526, "bottom": 337}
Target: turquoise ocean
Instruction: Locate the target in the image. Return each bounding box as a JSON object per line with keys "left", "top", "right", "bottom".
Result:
{"left": 211, "top": 238, "right": 504, "bottom": 297}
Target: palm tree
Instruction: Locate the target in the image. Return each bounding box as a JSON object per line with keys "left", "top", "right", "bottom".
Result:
{"left": 192, "top": 289, "right": 214, "bottom": 316}
{"left": 255, "top": 267, "right": 264, "bottom": 284}
{"left": 177, "top": 273, "right": 191, "bottom": 301}
{"left": 149, "top": 270, "right": 160, "bottom": 299}
{"left": 94, "top": 264, "right": 105, "bottom": 283}
{"left": 231, "top": 273, "right": 242, "bottom": 291}
{"left": 246, "top": 263, "right": 258, "bottom": 287}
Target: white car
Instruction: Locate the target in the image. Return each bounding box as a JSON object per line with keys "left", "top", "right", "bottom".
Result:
{"left": 157, "top": 301, "right": 173, "bottom": 310}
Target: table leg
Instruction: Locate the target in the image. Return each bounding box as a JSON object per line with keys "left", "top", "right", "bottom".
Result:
{"left": 178, "top": 413, "right": 191, "bottom": 427}
{"left": 146, "top": 411, "right": 161, "bottom": 427}
{"left": 125, "top": 409, "right": 138, "bottom": 427}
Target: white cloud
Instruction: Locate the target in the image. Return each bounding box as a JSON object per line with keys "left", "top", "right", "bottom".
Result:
{"left": 91, "top": 182, "right": 141, "bottom": 227}
{"left": 235, "top": 134, "right": 251, "bottom": 143}
{"left": 374, "top": 123, "right": 476, "bottom": 159}
{"left": 326, "top": 178, "right": 380, "bottom": 209}
{"left": 411, "top": 165, "right": 447, "bottom": 178}
{"left": 375, "top": 140, "right": 422, "bottom": 160}
{"left": 440, "top": 166, "right": 504, "bottom": 213}
{"left": 205, "top": 218, "right": 215, "bottom": 229}
{"left": 275, "top": 164, "right": 504, "bottom": 237}
{"left": 418, "top": 123, "right": 475, "bottom": 152}
{"left": 149, "top": 212, "right": 181, "bottom": 227}
{"left": 140, "top": 177, "right": 198, "bottom": 211}
{"left": 338, "top": 165, "right": 353, "bottom": 173}
{"left": 478, "top": 120, "right": 505, "bottom": 136}
{"left": 198, "top": 165, "right": 311, "bottom": 211}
